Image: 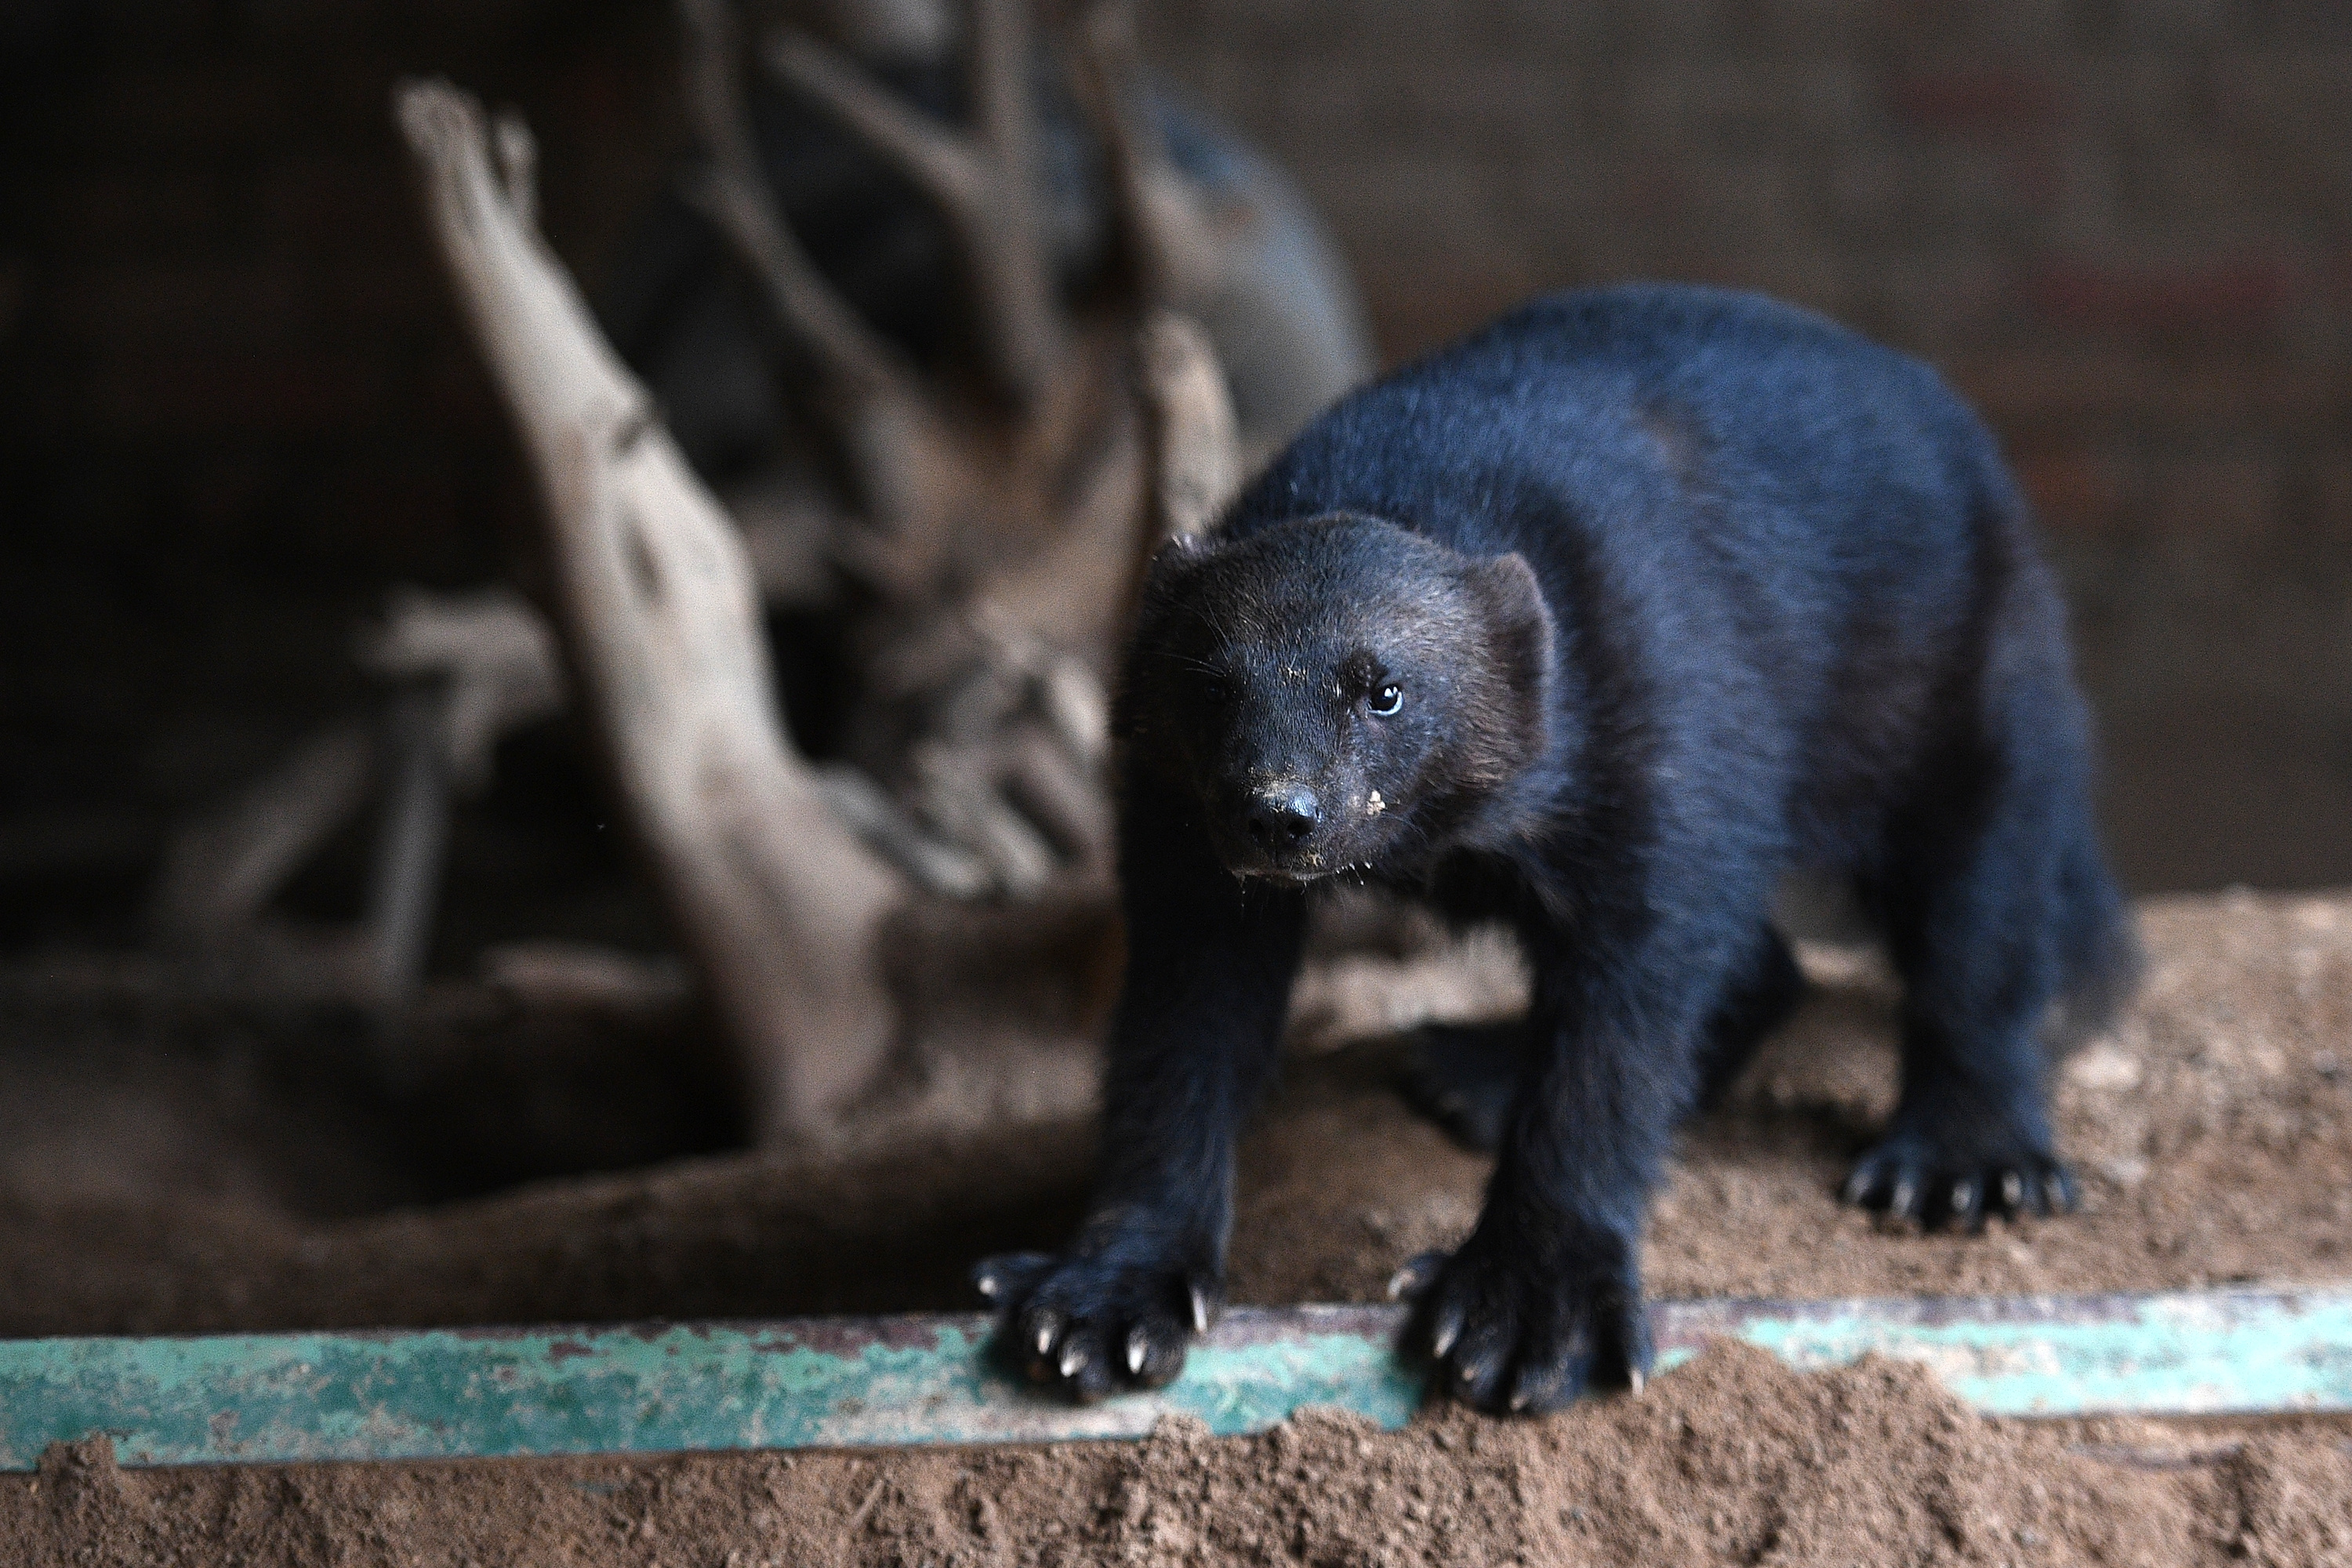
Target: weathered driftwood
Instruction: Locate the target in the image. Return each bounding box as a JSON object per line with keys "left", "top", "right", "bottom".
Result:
{"left": 388, "top": 0, "right": 1354, "bottom": 1148}
{"left": 684, "top": 0, "right": 1240, "bottom": 895}
{"left": 396, "top": 67, "right": 1248, "bottom": 1142}
{"left": 165, "top": 0, "right": 1323, "bottom": 977}
{"left": 399, "top": 82, "right": 909, "bottom": 1140}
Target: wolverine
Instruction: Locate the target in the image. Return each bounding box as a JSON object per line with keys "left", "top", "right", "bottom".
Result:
{"left": 976, "top": 283, "right": 2135, "bottom": 1413}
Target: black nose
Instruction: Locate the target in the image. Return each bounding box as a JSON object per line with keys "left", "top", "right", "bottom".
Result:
{"left": 1245, "top": 785, "right": 1320, "bottom": 851}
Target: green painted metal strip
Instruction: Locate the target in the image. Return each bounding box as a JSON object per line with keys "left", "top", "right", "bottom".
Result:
{"left": 0, "top": 1306, "right": 1419, "bottom": 1468}
{"left": 1653, "top": 1287, "right": 2352, "bottom": 1417}
{"left": 1, "top": 1287, "right": 2346, "bottom": 1468}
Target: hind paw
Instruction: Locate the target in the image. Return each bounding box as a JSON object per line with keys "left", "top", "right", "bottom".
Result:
{"left": 1841, "top": 1139, "right": 2075, "bottom": 1230}
{"left": 1399, "top": 1020, "right": 1525, "bottom": 1153}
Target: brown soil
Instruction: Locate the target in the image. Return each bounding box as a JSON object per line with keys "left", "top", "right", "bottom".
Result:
{"left": 7, "top": 1351, "right": 2350, "bottom": 1566}
{"left": 2, "top": 888, "right": 2350, "bottom": 1563}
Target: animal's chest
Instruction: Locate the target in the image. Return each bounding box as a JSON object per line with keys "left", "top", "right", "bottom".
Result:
{"left": 1401, "top": 840, "right": 1599, "bottom": 938}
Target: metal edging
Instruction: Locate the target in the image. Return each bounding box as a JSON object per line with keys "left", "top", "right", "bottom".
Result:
{"left": 2, "top": 1286, "right": 2347, "bottom": 1468}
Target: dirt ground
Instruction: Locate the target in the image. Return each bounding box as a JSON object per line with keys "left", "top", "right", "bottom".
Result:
{"left": 2, "top": 887, "right": 2350, "bottom": 1563}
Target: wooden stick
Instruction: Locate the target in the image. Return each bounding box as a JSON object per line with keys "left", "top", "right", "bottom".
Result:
{"left": 679, "top": 0, "right": 978, "bottom": 606}
{"left": 147, "top": 722, "right": 377, "bottom": 937}
{"left": 1066, "top": 0, "right": 1225, "bottom": 306}
{"left": 763, "top": 0, "right": 1062, "bottom": 401}
{"left": 1134, "top": 309, "right": 1241, "bottom": 546}
{"left": 678, "top": 0, "right": 905, "bottom": 406}
{"left": 361, "top": 686, "right": 453, "bottom": 1007}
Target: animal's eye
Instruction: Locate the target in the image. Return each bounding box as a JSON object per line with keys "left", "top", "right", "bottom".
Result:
{"left": 1368, "top": 682, "right": 1404, "bottom": 717}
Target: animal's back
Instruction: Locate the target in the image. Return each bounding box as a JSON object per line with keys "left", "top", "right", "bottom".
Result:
{"left": 1230, "top": 283, "right": 2056, "bottom": 868}
{"left": 1238, "top": 282, "right": 2000, "bottom": 620}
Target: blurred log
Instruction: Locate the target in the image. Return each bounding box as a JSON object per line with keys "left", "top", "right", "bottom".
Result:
{"left": 1135, "top": 310, "right": 1241, "bottom": 546}
{"left": 397, "top": 80, "right": 906, "bottom": 1142}
{"left": 694, "top": 0, "right": 1242, "bottom": 889}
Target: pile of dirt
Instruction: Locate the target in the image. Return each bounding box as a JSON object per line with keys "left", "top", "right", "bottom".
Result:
{"left": 6, "top": 1345, "right": 2349, "bottom": 1566}
{"left": 1, "top": 887, "right": 2348, "bottom": 1563}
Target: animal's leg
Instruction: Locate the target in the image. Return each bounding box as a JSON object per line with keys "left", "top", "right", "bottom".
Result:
{"left": 1690, "top": 922, "right": 1805, "bottom": 1110}
{"left": 1843, "top": 688, "right": 2108, "bottom": 1229}
{"left": 975, "top": 797, "right": 1306, "bottom": 1398}
{"left": 1401, "top": 934, "right": 1723, "bottom": 1412}
{"left": 1400, "top": 1018, "right": 1529, "bottom": 1152}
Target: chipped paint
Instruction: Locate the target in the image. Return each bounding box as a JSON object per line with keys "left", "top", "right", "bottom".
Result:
{"left": 1, "top": 1287, "right": 2346, "bottom": 1467}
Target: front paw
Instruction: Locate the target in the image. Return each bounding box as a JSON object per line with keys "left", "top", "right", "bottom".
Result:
{"left": 1396, "top": 1232, "right": 1650, "bottom": 1414}
{"left": 973, "top": 1232, "right": 1214, "bottom": 1402}
{"left": 1841, "top": 1132, "right": 2076, "bottom": 1231}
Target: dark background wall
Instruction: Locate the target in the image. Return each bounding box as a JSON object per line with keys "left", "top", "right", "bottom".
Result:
{"left": 0, "top": 1, "right": 680, "bottom": 949}
{"left": 2, "top": 0, "right": 2348, "bottom": 950}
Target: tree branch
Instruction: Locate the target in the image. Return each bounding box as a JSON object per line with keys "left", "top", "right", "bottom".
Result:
{"left": 1135, "top": 309, "right": 1240, "bottom": 544}
{"left": 762, "top": 0, "right": 1062, "bottom": 401}
{"left": 678, "top": 0, "right": 909, "bottom": 407}
{"left": 1065, "top": 0, "right": 1226, "bottom": 306}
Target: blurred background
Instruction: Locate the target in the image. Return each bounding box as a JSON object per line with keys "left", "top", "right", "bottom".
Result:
{"left": 2, "top": 0, "right": 2347, "bottom": 966}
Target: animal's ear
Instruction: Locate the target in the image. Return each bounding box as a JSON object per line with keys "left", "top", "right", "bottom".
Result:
{"left": 1136, "top": 529, "right": 1211, "bottom": 614}
{"left": 1468, "top": 553, "right": 1553, "bottom": 699}
{"left": 1463, "top": 552, "right": 1555, "bottom": 771}
{"left": 1149, "top": 528, "right": 1208, "bottom": 570}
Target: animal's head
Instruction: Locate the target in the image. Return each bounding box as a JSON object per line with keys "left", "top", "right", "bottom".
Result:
{"left": 1121, "top": 514, "right": 1555, "bottom": 882}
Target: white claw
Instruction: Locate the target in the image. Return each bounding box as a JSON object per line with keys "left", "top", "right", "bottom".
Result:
{"left": 1127, "top": 1330, "right": 1149, "bottom": 1375}
{"left": 1059, "top": 1343, "right": 1087, "bottom": 1379}
{"left": 1951, "top": 1179, "right": 1974, "bottom": 1214}
{"left": 1890, "top": 1177, "right": 1918, "bottom": 1216}
{"left": 1190, "top": 1286, "right": 1210, "bottom": 1334}
{"left": 1035, "top": 1320, "right": 1056, "bottom": 1356}
{"left": 1841, "top": 1168, "right": 1872, "bottom": 1204}
{"left": 1432, "top": 1319, "right": 1460, "bottom": 1359}
{"left": 1508, "top": 1390, "right": 1530, "bottom": 1412}
{"left": 976, "top": 1274, "right": 998, "bottom": 1299}
{"left": 2002, "top": 1171, "right": 2025, "bottom": 1209}
{"left": 1628, "top": 1367, "right": 1645, "bottom": 1396}
{"left": 1386, "top": 1266, "right": 1417, "bottom": 1301}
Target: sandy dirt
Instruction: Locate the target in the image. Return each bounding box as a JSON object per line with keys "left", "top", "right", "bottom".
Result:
{"left": 5, "top": 1351, "right": 2349, "bottom": 1566}
{"left": 2, "top": 888, "right": 2349, "bottom": 1563}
